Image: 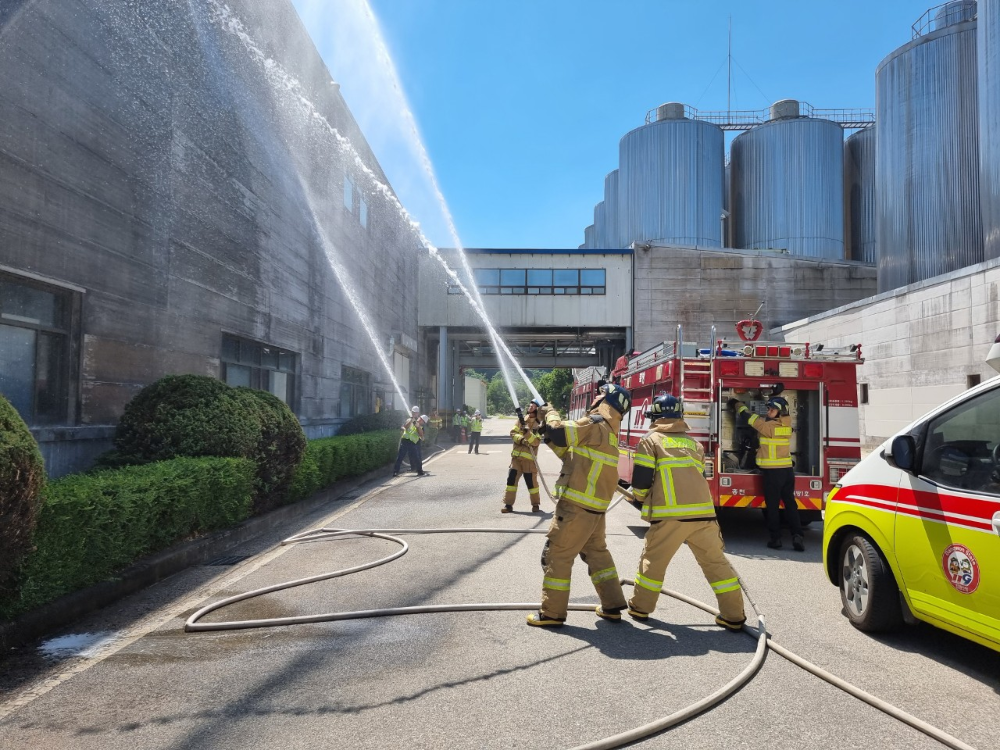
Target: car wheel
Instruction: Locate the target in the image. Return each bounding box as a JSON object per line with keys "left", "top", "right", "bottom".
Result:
{"left": 839, "top": 533, "right": 903, "bottom": 632}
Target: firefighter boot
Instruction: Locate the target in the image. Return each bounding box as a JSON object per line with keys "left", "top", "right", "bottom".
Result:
{"left": 715, "top": 614, "right": 747, "bottom": 632}
{"left": 627, "top": 607, "right": 650, "bottom": 621}
{"left": 531, "top": 505, "right": 542, "bottom": 513}
{"left": 526, "top": 611, "right": 565, "bottom": 628}
{"left": 767, "top": 537, "right": 782, "bottom": 550}
{"left": 501, "top": 504, "right": 514, "bottom": 513}
{"left": 792, "top": 534, "right": 805, "bottom": 552}
{"left": 595, "top": 605, "right": 624, "bottom": 621}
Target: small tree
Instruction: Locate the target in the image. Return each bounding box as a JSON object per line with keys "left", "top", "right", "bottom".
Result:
{"left": 0, "top": 395, "right": 45, "bottom": 594}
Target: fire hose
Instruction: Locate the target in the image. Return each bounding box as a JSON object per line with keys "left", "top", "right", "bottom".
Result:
{"left": 185, "top": 522, "right": 975, "bottom": 750}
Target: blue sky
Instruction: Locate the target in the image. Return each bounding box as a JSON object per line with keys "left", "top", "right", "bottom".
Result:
{"left": 293, "top": 0, "right": 934, "bottom": 250}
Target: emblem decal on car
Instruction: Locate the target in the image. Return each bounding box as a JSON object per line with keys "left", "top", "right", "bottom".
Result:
{"left": 942, "top": 544, "right": 980, "bottom": 594}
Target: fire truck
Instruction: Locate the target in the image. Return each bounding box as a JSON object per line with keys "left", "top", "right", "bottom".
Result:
{"left": 571, "top": 325, "right": 864, "bottom": 522}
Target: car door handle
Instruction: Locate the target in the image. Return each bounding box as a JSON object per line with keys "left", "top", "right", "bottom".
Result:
{"left": 994, "top": 511, "right": 1000, "bottom": 537}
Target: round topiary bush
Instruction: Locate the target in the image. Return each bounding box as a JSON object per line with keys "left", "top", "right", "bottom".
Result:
{"left": 115, "top": 375, "right": 259, "bottom": 464}
{"left": 114, "top": 375, "right": 306, "bottom": 510}
{"left": 0, "top": 394, "right": 45, "bottom": 595}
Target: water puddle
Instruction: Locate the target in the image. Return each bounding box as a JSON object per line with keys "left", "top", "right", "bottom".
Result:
{"left": 38, "top": 631, "right": 120, "bottom": 660}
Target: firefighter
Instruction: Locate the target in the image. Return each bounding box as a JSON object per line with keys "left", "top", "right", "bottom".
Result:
{"left": 468, "top": 409, "right": 483, "bottom": 454}
{"left": 526, "top": 384, "right": 631, "bottom": 627}
{"left": 728, "top": 395, "right": 804, "bottom": 550}
{"left": 623, "top": 395, "right": 746, "bottom": 630}
{"left": 393, "top": 407, "right": 427, "bottom": 477}
{"left": 501, "top": 401, "right": 542, "bottom": 513}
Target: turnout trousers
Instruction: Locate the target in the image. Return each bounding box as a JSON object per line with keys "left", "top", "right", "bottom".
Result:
{"left": 540, "top": 499, "right": 627, "bottom": 620}
{"left": 761, "top": 467, "right": 802, "bottom": 540}
{"left": 504, "top": 468, "right": 540, "bottom": 507}
{"left": 628, "top": 519, "right": 745, "bottom": 623}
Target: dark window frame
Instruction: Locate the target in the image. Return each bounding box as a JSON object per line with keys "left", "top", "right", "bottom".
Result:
{"left": 220, "top": 334, "right": 298, "bottom": 408}
{"left": 451, "top": 267, "right": 607, "bottom": 296}
{"left": 340, "top": 365, "right": 373, "bottom": 419}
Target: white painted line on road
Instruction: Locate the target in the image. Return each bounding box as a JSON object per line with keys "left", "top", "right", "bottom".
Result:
{"left": 0, "top": 462, "right": 436, "bottom": 722}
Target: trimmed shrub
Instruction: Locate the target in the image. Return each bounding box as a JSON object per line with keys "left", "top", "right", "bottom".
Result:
{"left": 113, "top": 375, "right": 306, "bottom": 509}
{"left": 337, "top": 410, "right": 407, "bottom": 436}
{"left": 287, "top": 448, "right": 321, "bottom": 504}
{"left": 286, "top": 430, "right": 400, "bottom": 501}
{"left": 0, "top": 457, "right": 254, "bottom": 619}
{"left": 0, "top": 396, "right": 45, "bottom": 596}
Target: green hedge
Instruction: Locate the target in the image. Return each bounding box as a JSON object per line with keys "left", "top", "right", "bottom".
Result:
{"left": 0, "top": 457, "right": 255, "bottom": 619}
{"left": 0, "top": 395, "right": 45, "bottom": 596}
{"left": 288, "top": 430, "right": 400, "bottom": 502}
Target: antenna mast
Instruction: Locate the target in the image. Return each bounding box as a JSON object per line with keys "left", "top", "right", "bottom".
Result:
{"left": 727, "top": 16, "right": 732, "bottom": 114}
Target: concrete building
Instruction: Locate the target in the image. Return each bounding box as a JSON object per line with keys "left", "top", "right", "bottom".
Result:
{"left": 0, "top": 0, "right": 422, "bottom": 475}
{"left": 777, "top": 257, "right": 1000, "bottom": 453}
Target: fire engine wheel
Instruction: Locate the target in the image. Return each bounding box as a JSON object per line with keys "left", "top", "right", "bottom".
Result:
{"left": 839, "top": 534, "right": 903, "bottom": 633}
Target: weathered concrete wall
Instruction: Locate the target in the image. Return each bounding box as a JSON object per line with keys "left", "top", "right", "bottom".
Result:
{"left": 0, "top": 0, "right": 422, "bottom": 472}
{"left": 777, "top": 257, "right": 1000, "bottom": 452}
{"left": 632, "top": 245, "right": 877, "bottom": 350}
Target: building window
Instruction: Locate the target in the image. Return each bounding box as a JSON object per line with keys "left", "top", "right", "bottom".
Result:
{"left": 860, "top": 383, "right": 869, "bottom": 404}
{"left": 340, "top": 365, "right": 372, "bottom": 418}
{"left": 456, "top": 267, "right": 606, "bottom": 296}
{"left": 0, "top": 274, "right": 73, "bottom": 425}
{"left": 344, "top": 173, "right": 355, "bottom": 212}
{"left": 221, "top": 334, "right": 296, "bottom": 406}
{"left": 968, "top": 374, "right": 981, "bottom": 390}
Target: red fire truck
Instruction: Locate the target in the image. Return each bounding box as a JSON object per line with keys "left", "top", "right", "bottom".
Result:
{"left": 571, "top": 325, "right": 864, "bottom": 522}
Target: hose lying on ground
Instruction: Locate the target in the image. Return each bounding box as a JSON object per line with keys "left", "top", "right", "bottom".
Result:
{"left": 184, "top": 523, "right": 975, "bottom": 750}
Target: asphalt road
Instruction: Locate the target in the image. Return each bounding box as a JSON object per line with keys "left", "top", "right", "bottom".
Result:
{"left": 1, "top": 420, "right": 998, "bottom": 749}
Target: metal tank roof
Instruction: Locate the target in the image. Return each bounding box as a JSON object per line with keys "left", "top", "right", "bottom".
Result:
{"left": 618, "top": 102, "right": 725, "bottom": 248}
{"left": 876, "top": 4, "right": 982, "bottom": 292}
{"left": 730, "top": 100, "right": 846, "bottom": 258}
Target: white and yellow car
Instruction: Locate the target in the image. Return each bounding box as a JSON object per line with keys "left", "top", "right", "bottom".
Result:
{"left": 822, "top": 338, "right": 1000, "bottom": 653}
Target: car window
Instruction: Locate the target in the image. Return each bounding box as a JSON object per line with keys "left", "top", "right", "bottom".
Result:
{"left": 921, "top": 386, "right": 1000, "bottom": 496}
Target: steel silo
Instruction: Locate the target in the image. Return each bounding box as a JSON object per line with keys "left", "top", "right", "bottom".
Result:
{"left": 603, "top": 169, "right": 621, "bottom": 247}
{"left": 583, "top": 224, "right": 596, "bottom": 249}
{"left": 619, "top": 102, "right": 725, "bottom": 248}
{"left": 876, "top": 2, "right": 982, "bottom": 292}
{"left": 844, "top": 126, "right": 877, "bottom": 264}
{"left": 730, "top": 100, "right": 845, "bottom": 258}
{"left": 980, "top": 0, "right": 1000, "bottom": 259}
{"left": 594, "top": 201, "right": 606, "bottom": 248}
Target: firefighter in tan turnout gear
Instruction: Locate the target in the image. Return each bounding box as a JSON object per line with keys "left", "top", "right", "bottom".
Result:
{"left": 501, "top": 401, "right": 542, "bottom": 513}
{"left": 526, "top": 384, "right": 631, "bottom": 627}
{"left": 625, "top": 394, "right": 746, "bottom": 631}
{"left": 729, "top": 391, "right": 804, "bottom": 551}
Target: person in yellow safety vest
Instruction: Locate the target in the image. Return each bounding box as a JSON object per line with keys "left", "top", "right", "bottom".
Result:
{"left": 728, "top": 394, "right": 804, "bottom": 551}
{"left": 393, "top": 406, "right": 427, "bottom": 477}
{"left": 467, "top": 410, "right": 483, "bottom": 454}
{"left": 623, "top": 394, "right": 746, "bottom": 630}
{"left": 501, "top": 401, "right": 542, "bottom": 513}
{"left": 526, "top": 383, "right": 631, "bottom": 627}
{"left": 451, "top": 409, "right": 464, "bottom": 443}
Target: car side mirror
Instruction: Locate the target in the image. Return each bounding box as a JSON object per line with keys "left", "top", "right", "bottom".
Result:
{"left": 887, "top": 435, "right": 917, "bottom": 473}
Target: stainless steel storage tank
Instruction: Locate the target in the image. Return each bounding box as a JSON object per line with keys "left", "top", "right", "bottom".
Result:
{"left": 603, "top": 169, "right": 621, "bottom": 247}
{"left": 980, "top": 0, "right": 1000, "bottom": 259}
{"left": 844, "top": 126, "right": 877, "bottom": 264}
{"left": 730, "top": 100, "right": 845, "bottom": 258}
{"left": 593, "top": 201, "right": 606, "bottom": 248}
{"left": 583, "top": 224, "right": 596, "bottom": 249}
{"left": 876, "top": 2, "right": 982, "bottom": 292}
{"left": 619, "top": 102, "right": 725, "bottom": 248}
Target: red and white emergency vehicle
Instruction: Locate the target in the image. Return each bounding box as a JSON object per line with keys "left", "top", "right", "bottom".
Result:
{"left": 574, "top": 325, "right": 865, "bottom": 522}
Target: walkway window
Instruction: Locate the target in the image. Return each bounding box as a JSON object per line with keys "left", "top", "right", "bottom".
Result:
{"left": 0, "top": 274, "right": 73, "bottom": 425}
{"left": 456, "top": 267, "right": 607, "bottom": 296}
{"left": 340, "top": 365, "right": 372, "bottom": 418}
{"left": 221, "top": 334, "right": 297, "bottom": 406}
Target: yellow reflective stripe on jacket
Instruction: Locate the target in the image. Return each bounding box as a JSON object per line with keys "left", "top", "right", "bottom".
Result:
{"left": 634, "top": 453, "right": 656, "bottom": 469}
{"left": 558, "top": 486, "right": 610, "bottom": 512}
{"left": 635, "top": 572, "right": 663, "bottom": 592}
{"left": 573, "top": 446, "right": 618, "bottom": 466}
{"left": 563, "top": 421, "right": 579, "bottom": 445}
{"left": 543, "top": 577, "right": 571, "bottom": 591}
{"left": 632, "top": 486, "right": 650, "bottom": 499}
{"left": 648, "top": 502, "right": 717, "bottom": 518}
{"left": 590, "top": 567, "right": 618, "bottom": 585}
{"left": 711, "top": 577, "right": 741, "bottom": 594}
{"left": 655, "top": 456, "right": 704, "bottom": 471}
{"left": 511, "top": 449, "right": 535, "bottom": 460}
{"left": 757, "top": 457, "right": 792, "bottom": 468}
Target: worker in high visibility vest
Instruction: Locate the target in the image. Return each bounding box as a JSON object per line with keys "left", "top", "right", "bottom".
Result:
{"left": 393, "top": 406, "right": 427, "bottom": 477}
{"left": 624, "top": 395, "right": 746, "bottom": 630}
{"left": 501, "top": 402, "right": 542, "bottom": 513}
{"left": 526, "top": 384, "right": 631, "bottom": 627}
{"left": 729, "top": 395, "right": 804, "bottom": 550}
{"left": 467, "top": 410, "right": 483, "bottom": 454}
{"left": 451, "top": 409, "right": 464, "bottom": 443}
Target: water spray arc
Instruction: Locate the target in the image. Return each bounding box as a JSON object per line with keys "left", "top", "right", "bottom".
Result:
{"left": 207, "top": 0, "right": 540, "bottom": 412}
